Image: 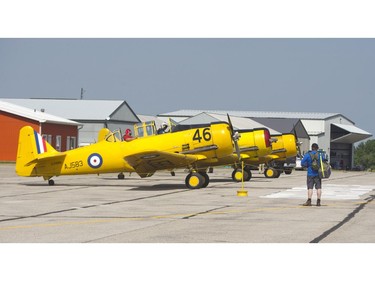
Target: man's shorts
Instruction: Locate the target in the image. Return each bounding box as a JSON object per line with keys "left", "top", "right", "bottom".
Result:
{"left": 307, "top": 176, "right": 322, "bottom": 189}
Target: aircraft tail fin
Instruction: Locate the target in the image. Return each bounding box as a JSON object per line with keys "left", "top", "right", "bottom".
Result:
{"left": 16, "top": 126, "right": 58, "bottom": 176}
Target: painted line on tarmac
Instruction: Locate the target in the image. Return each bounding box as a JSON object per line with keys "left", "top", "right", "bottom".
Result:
{"left": 310, "top": 195, "right": 375, "bottom": 243}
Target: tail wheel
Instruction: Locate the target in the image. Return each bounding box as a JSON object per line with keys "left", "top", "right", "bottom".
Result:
{"left": 232, "top": 168, "right": 251, "bottom": 182}
{"left": 185, "top": 173, "right": 205, "bottom": 189}
{"left": 117, "top": 173, "right": 125, "bottom": 180}
{"left": 48, "top": 179, "right": 55, "bottom": 186}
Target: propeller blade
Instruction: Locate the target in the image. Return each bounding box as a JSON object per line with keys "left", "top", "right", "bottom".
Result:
{"left": 293, "top": 126, "right": 303, "bottom": 156}
{"left": 227, "top": 114, "right": 241, "bottom": 161}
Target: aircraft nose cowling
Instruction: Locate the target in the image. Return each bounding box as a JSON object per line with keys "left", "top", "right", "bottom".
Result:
{"left": 210, "top": 123, "right": 235, "bottom": 159}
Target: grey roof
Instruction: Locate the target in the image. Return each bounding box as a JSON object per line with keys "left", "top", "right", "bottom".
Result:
{"left": 0, "top": 101, "right": 80, "bottom": 126}
{"left": 1, "top": 98, "right": 138, "bottom": 121}
{"left": 158, "top": 109, "right": 342, "bottom": 120}
{"left": 179, "top": 112, "right": 280, "bottom": 134}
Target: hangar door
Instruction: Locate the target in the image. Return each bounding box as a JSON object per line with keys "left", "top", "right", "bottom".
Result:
{"left": 330, "top": 123, "right": 372, "bottom": 170}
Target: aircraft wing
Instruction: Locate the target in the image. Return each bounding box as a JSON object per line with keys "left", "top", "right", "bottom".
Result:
{"left": 124, "top": 151, "right": 206, "bottom": 178}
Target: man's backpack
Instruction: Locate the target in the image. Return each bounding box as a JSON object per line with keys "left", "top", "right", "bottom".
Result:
{"left": 309, "top": 152, "right": 320, "bottom": 171}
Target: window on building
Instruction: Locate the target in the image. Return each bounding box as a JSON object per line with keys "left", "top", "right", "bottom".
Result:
{"left": 69, "top": 136, "right": 77, "bottom": 150}
{"left": 66, "top": 136, "right": 70, "bottom": 150}
{"left": 56, "top": 135, "right": 61, "bottom": 151}
{"left": 42, "top": 134, "right": 52, "bottom": 144}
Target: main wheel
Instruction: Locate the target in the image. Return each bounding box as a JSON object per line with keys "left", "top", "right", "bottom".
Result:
{"left": 244, "top": 166, "right": 252, "bottom": 181}
{"left": 118, "top": 173, "right": 125, "bottom": 179}
{"left": 48, "top": 179, "right": 55, "bottom": 186}
{"left": 199, "top": 172, "right": 210, "bottom": 188}
{"left": 185, "top": 173, "right": 205, "bottom": 189}
{"left": 232, "top": 168, "right": 251, "bottom": 182}
{"left": 264, "top": 168, "right": 276, "bottom": 178}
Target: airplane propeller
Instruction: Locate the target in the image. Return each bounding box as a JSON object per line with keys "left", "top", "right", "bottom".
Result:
{"left": 293, "top": 126, "right": 303, "bottom": 157}
{"left": 227, "top": 114, "right": 242, "bottom": 161}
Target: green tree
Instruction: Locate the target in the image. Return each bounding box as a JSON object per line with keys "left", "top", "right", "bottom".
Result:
{"left": 354, "top": 139, "right": 375, "bottom": 170}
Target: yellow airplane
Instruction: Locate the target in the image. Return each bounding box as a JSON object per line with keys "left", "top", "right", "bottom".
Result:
{"left": 248, "top": 133, "right": 298, "bottom": 178}
{"left": 132, "top": 117, "right": 274, "bottom": 182}
{"left": 211, "top": 127, "right": 273, "bottom": 182}
{"left": 132, "top": 117, "right": 297, "bottom": 182}
{"left": 15, "top": 122, "right": 236, "bottom": 189}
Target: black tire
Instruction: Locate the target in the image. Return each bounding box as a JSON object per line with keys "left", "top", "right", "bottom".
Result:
{"left": 117, "top": 173, "right": 125, "bottom": 180}
{"left": 244, "top": 166, "right": 252, "bottom": 181}
{"left": 185, "top": 173, "right": 205, "bottom": 189}
{"left": 199, "top": 172, "right": 210, "bottom": 187}
{"left": 232, "top": 168, "right": 250, "bottom": 182}
{"left": 48, "top": 179, "right": 55, "bottom": 186}
{"left": 264, "top": 168, "right": 276, "bottom": 178}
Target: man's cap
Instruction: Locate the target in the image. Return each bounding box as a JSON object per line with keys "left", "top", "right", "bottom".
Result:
{"left": 311, "top": 143, "right": 319, "bottom": 149}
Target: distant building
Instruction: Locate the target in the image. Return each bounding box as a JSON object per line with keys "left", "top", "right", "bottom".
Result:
{"left": 158, "top": 109, "right": 373, "bottom": 169}
{"left": 0, "top": 101, "right": 80, "bottom": 161}
{"left": 2, "top": 99, "right": 140, "bottom": 146}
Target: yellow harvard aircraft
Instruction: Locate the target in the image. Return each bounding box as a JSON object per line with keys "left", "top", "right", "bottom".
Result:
{"left": 211, "top": 127, "right": 273, "bottom": 182}
{"left": 131, "top": 116, "right": 297, "bottom": 182}
{"left": 133, "top": 116, "right": 274, "bottom": 182}
{"left": 15, "top": 122, "right": 236, "bottom": 189}
{"left": 246, "top": 133, "right": 298, "bottom": 178}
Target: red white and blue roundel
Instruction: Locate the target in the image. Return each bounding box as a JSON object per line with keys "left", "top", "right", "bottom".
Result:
{"left": 88, "top": 153, "right": 103, "bottom": 169}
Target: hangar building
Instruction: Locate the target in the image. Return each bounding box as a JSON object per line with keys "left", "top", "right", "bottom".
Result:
{"left": 0, "top": 101, "right": 80, "bottom": 162}
{"left": 158, "top": 109, "right": 372, "bottom": 169}
{"left": 2, "top": 99, "right": 140, "bottom": 146}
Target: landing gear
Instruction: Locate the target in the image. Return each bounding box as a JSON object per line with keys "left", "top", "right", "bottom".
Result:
{"left": 264, "top": 168, "right": 280, "bottom": 178}
{"left": 284, "top": 169, "right": 292, "bottom": 175}
{"left": 231, "top": 166, "right": 252, "bottom": 182}
{"left": 48, "top": 179, "right": 55, "bottom": 186}
{"left": 117, "top": 172, "right": 125, "bottom": 180}
{"left": 185, "top": 172, "right": 209, "bottom": 189}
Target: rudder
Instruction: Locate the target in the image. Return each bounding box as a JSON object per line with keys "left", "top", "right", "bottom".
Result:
{"left": 16, "top": 126, "right": 57, "bottom": 176}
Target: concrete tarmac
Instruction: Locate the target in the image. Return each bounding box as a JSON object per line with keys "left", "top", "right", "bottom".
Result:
{"left": 1, "top": 163, "right": 374, "bottom": 243}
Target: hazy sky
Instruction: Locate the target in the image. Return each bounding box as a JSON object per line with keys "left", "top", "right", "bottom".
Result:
{"left": 1, "top": 38, "right": 374, "bottom": 137}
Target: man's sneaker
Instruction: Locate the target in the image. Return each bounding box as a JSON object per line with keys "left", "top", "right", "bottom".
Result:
{"left": 302, "top": 199, "right": 312, "bottom": 206}
{"left": 317, "top": 199, "right": 321, "bottom": 206}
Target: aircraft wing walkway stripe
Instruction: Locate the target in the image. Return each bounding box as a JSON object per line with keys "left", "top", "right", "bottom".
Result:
{"left": 179, "top": 145, "right": 218, "bottom": 155}
{"left": 240, "top": 146, "right": 259, "bottom": 152}
{"left": 272, "top": 148, "right": 287, "bottom": 153}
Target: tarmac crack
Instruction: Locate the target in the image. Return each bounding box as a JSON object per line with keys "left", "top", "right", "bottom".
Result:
{"left": 310, "top": 195, "right": 375, "bottom": 243}
{"left": 182, "top": 205, "right": 231, "bottom": 219}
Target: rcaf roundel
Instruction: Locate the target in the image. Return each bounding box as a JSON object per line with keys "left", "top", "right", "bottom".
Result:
{"left": 87, "top": 153, "right": 103, "bottom": 169}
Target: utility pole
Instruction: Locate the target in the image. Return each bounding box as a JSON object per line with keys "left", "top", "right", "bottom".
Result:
{"left": 80, "top": 88, "right": 84, "bottom": 100}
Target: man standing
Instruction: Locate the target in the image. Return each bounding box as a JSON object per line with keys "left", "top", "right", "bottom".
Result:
{"left": 301, "top": 143, "right": 324, "bottom": 206}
